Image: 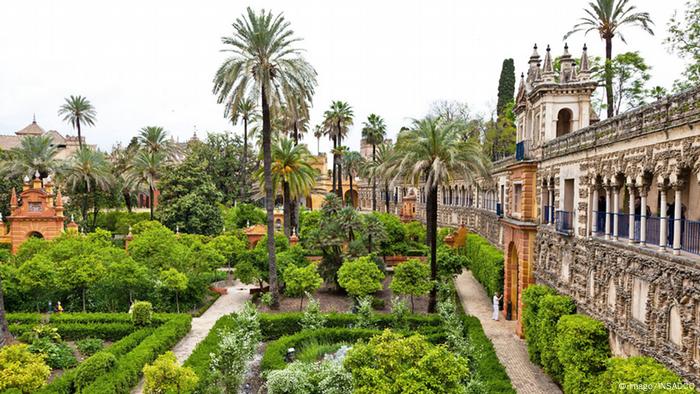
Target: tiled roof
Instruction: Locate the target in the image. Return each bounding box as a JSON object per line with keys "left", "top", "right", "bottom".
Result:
{"left": 15, "top": 120, "right": 45, "bottom": 136}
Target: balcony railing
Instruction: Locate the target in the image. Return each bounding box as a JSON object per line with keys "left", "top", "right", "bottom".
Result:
{"left": 681, "top": 219, "right": 700, "bottom": 255}
{"left": 594, "top": 211, "right": 606, "bottom": 234}
{"left": 544, "top": 205, "right": 551, "bottom": 224}
{"left": 515, "top": 140, "right": 531, "bottom": 161}
{"left": 555, "top": 210, "right": 574, "bottom": 234}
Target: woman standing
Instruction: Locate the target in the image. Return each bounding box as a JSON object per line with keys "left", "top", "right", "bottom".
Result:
{"left": 492, "top": 293, "right": 503, "bottom": 321}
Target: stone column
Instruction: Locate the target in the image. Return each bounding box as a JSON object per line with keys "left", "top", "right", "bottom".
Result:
{"left": 591, "top": 186, "right": 599, "bottom": 237}
{"left": 640, "top": 186, "right": 648, "bottom": 246}
{"left": 612, "top": 184, "right": 620, "bottom": 241}
{"left": 548, "top": 186, "right": 554, "bottom": 225}
{"left": 605, "top": 186, "right": 612, "bottom": 240}
{"left": 659, "top": 185, "right": 668, "bottom": 252}
{"left": 628, "top": 184, "right": 636, "bottom": 244}
{"left": 673, "top": 183, "right": 684, "bottom": 256}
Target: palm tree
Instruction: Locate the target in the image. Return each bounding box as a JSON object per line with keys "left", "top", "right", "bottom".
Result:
{"left": 63, "top": 147, "right": 113, "bottom": 227}
{"left": 138, "top": 126, "right": 176, "bottom": 158}
{"left": 58, "top": 95, "right": 96, "bottom": 149}
{"left": 564, "top": 0, "right": 654, "bottom": 118}
{"left": 362, "top": 114, "right": 386, "bottom": 211}
{"left": 230, "top": 98, "right": 258, "bottom": 202}
{"left": 0, "top": 135, "right": 60, "bottom": 179}
{"left": 364, "top": 143, "right": 396, "bottom": 213}
{"left": 337, "top": 206, "right": 362, "bottom": 242}
{"left": 127, "top": 150, "right": 165, "bottom": 220}
{"left": 109, "top": 141, "right": 140, "bottom": 212}
{"left": 213, "top": 7, "right": 317, "bottom": 307}
{"left": 313, "top": 125, "right": 323, "bottom": 155}
{"left": 323, "top": 101, "right": 353, "bottom": 196}
{"left": 281, "top": 96, "right": 310, "bottom": 145}
{"left": 342, "top": 150, "right": 364, "bottom": 208}
{"left": 261, "top": 137, "right": 317, "bottom": 237}
{"left": 393, "top": 117, "right": 488, "bottom": 312}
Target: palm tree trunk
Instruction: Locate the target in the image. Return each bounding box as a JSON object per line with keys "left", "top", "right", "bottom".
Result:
{"left": 605, "top": 37, "right": 614, "bottom": 119}
{"left": 332, "top": 136, "right": 337, "bottom": 193}
{"left": 261, "top": 85, "right": 279, "bottom": 308}
{"left": 283, "top": 181, "right": 292, "bottom": 237}
{"left": 123, "top": 191, "right": 132, "bottom": 213}
{"left": 384, "top": 182, "right": 390, "bottom": 213}
{"left": 91, "top": 189, "right": 100, "bottom": 230}
{"left": 349, "top": 174, "right": 354, "bottom": 208}
{"left": 149, "top": 185, "right": 155, "bottom": 220}
{"left": 372, "top": 144, "right": 377, "bottom": 211}
{"left": 427, "top": 184, "right": 438, "bottom": 313}
{"left": 0, "top": 275, "right": 11, "bottom": 347}
{"left": 77, "top": 119, "right": 83, "bottom": 150}
{"left": 241, "top": 117, "right": 249, "bottom": 202}
{"left": 317, "top": 137, "right": 320, "bottom": 155}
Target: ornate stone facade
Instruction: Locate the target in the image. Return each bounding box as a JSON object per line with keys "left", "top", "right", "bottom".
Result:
{"left": 412, "top": 44, "right": 700, "bottom": 383}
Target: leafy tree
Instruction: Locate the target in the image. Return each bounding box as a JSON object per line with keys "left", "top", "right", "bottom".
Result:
{"left": 127, "top": 150, "right": 165, "bottom": 221}
{"left": 101, "top": 255, "right": 149, "bottom": 306}
{"left": 610, "top": 52, "right": 651, "bottom": 115}
{"left": 0, "top": 273, "right": 10, "bottom": 347}
{"left": 390, "top": 259, "right": 432, "bottom": 312}
{"left": 323, "top": 101, "right": 354, "bottom": 196}
{"left": 157, "top": 151, "right": 224, "bottom": 235}
{"left": 496, "top": 58, "right": 515, "bottom": 116}
{"left": 143, "top": 351, "right": 198, "bottom": 394}
{"left": 59, "top": 255, "right": 106, "bottom": 312}
{"left": 283, "top": 264, "right": 323, "bottom": 310}
{"left": 362, "top": 214, "right": 387, "bottom": 254}
{"left": 16, "top": 254, "right": 56, "bottom": 312}
{"left": 591, "top": 356, "right": 695, "bottom": 394}
{"left": 361, "top": 114, "right": 386, "bottom": 211}
{"left": 343, "top": 330, "right": 470, "bottom": 394}
{"left": 667, "top": 0, "right": 700, "bottom": 90}
{"left": 214, "top": 7, "right": 317, "bottom": 308}
{"left": 393, "top": 117, "right": 488, "bottom": 312}
{"left": 565, "top": 0, "right": 655, "bottom": 118}
{"left": 0, "top": 344, "right": 51, "bottom": 393}
{"left": 337, "top": 256, "right": 384, "bottom": 299}
{"left": 160, "top": 268, "right": 188, "bottom": 313}
{"left": 58, "top": 95, "right": 96, "bottom": 149}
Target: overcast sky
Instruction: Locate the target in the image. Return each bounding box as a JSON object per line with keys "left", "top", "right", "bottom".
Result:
{"left": 0, "top": 0, "right": 688, "bottom": 154}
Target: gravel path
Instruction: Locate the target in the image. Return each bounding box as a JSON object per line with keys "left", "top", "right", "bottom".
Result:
{"left": 455, "top": 270, "right": 561, "bottom": 394}
{"left": 131, "top": 280, "right": 254, "bottom": 393}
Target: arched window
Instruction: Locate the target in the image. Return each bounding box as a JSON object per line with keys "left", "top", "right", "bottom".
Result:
{"left": 556, "top": 108, "right": 573, "bottom": 137}
{"left": 607, "top": 279, "right": 616, "bottom": 309}
{"left": 669, "top": 305, "right": 682, "bottom": 346}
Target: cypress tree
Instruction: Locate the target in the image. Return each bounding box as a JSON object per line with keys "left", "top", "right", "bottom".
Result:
{"left": 496, "top": 59, "right": 515, "bottom": 116}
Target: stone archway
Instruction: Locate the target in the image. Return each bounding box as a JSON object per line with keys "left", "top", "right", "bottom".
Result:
{"left": 507, "top": 241, "right": 520, "bottom": 318}
{"left": 344, "top": 189, "right": 359, "bottom": 208}
{"left": 27, "top": 231, "right": 44, "bottom": 239}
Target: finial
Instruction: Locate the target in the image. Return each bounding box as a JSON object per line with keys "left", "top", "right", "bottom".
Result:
{"left": 23, "top": 175, "right": 30, "bottom": 183}
{"left": 34, "top": 170, "right": 40, "bottom": 179}
{"left": 128, "top": 225, "right": 133, "bottom": 235}
{"left": 546, "top": 44, "right": 551, "bottom": 52}
{"left": 521, "top": 72, "right": 524, "bottom": 79}
{"left": 176, "top": 225, "right": 179, "bottom": 234}
{"left": 247, "top": 220, "right": 250, "bottom": 227}
{"left": 33, "top": 113, "right": 36, "bottom": 123}
{"left": 45, "top": 174, "right": 52, "bottom": 183}
{"left": 71, "top": 214, "right": 75, "bottom": 222}
{"left": 583, "top": 43, "right": 587, "bottom": 51}
{"left": 0, "top": 212, "right": 3, "bottom": 222}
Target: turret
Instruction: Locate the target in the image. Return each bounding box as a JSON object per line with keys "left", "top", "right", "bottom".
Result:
{"left": 526, "top": 44, "right": 541, "bottom": 84}
{"left": 10, "top": 188, "right": 17, "bottom": 209}
{"left": 541, "top": 45, "right": 555, "bottom": 83}
{"left": 579, "top": 44, "right": 591, "bottom": 80}
{"left": 32, "top": 171, "right": 42, "bottom": 190}
{"left": 559, "top": 43, "right": 577, "bottom": 83}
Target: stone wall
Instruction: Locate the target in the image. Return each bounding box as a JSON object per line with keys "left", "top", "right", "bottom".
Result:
{"left": 415, "top": 203, "right": 503, "bottom": 248}
{"left": 535, "top": 226, "right": 700, "bottom": 385}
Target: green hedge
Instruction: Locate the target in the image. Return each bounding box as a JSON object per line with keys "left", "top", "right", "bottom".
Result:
{"left": 261, "top": 328, "right": 380, "bottom": 371}
{"left": 81, "top": 315, "right": 192, "bottom": 393}
{"left": 461, "top": 315, "right": 515, "bottom": 393}
{"left": 537, "top": 294, "right": 576, "bottom": 383}
{"left": 555, "top": 314, "right": 610, "bottom": 393}
{"left": 521, "top": 284, "right": 556, "bottom": 364}
{"left": 591, "top": 357, "right": 696, "bottom": 394}
{"left": 10, "top": 322, "right": 136, "bottom": 341}
{"left": 463, "top": 234, "right": 504, "bottom": 297}
{"left": 36, "top": 328, "right": 154, "bottom": 394}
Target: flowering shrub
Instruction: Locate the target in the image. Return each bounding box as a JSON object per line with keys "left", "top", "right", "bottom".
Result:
{"left": 266, "top": 360, "right": 352, "bottom": 394}
{"left": 300, "top": 294, "right": 326, "bottom": 331}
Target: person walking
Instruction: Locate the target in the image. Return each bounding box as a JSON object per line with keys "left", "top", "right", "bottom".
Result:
{"left": 492, "top": 293, "right": 503, "bottom": 321}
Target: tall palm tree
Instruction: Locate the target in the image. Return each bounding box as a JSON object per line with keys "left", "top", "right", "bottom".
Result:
{"left": 564, "top": 0, "right": 654, "bottom": 118}
{"left": 109, "top": 141, "right": 140, "bottom": 212}
{"left": 331, "top": 145, "right": 349, "bottom": 202}
{"left": 138, "top": 126, "right": 176, "bottom": 158}
{"left": 361, "top": 114, "right": 386, "bottom": 211}
{"left": 127, "top": 150, "right": 165, "bottom": 220}
{"left": 342, "top": 150, "right": 364, "bottom": 208}
{"left": 58, "top": 95, "right": 96, "bottom": 149}
{"left": 0, "top": 135, "right": 60, "bottom": 179}
{"left": 281, "top": 96, "right": 310, "bottom": 145}
{"left": 213, "top": 7, "right": 317, "bottom": 307}
{"left": 313, "top": 124, "right": 323, "bottom": 155}
{"left": 230, "top": 98, "right": 258, "bottom": 202}
{"left": 260, "top": 137, "right": 317, "bottom": 237}
{"left": 392, "top": 117, "right": 488, "bottom": 312}
{"left": 323, "top": 101, "right": 353, "bottom": 196}
{"left": 364, "top": 143, "right": 396, "bottom": 213}
{"left": 63, "top": 147, "right": 113, "bottom": 227}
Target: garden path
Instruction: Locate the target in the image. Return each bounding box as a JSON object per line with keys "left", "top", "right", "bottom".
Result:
{"left": 131, "top": 280, "right": 254, "bottom": 393}
{"left": 455, "top": 270, "right": 561, "bottom": 394}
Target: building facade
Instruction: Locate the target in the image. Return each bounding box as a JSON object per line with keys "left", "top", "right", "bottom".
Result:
{"left": 415, "top": 44, "right": 700, "bottom": 383}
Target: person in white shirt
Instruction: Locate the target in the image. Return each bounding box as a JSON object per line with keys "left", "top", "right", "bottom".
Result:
{"left": 492, "top": 293, "right": 503, "bottom": 321}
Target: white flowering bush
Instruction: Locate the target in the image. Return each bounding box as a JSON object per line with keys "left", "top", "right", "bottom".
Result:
{"left": 266, "top": 361, "right": 352, "bottom": 394}
{"left": 354, "top": 296, "right": 375, "bottom": 329}
{"left": 210, "top": 302, "right": 261, "bottom": 393}
{"left": 390, "top": 296, "right": 409, "bottom": 329}
{"left": 301, "top": 293, "right": 326, "bottom": 331}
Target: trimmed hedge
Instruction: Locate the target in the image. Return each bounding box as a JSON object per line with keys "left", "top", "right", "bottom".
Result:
{"left": 261, "top": 328, "right": 380, "bottom": 371}
{"left": 461, "top": 315, "right": 515, "bottom": 393}
{"left": 537, "top": 294, "right": 576, "bottom": 383}
{"left": 555, "top": 314, "right": 610, "bottom": 393}
{"left": 81, "top": 315, "right": 191, "bottom": 393}
{"left": 10, "top": 322, "right": 136, "bottom": 341}
{"left": 463, "top": 234, "right": 504, "bottom": 297}
{"left": 591, "top": 357, "right": 696, "bottom": 394}
{"left": 521, "top": 284, "right": 556, "bottom": 364}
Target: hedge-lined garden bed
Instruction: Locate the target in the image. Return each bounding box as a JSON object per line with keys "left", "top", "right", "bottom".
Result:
{"left": 2, "top": 312, "right": 192, "bottom": 394}
{"left": 463, "top": 233, "right": 504, "bottom": 297}
{"left": 184, "top": 310, "right": 514, "bottom": 393}
{"left": 522, "top": 285, "right": 694, "bottom": 393}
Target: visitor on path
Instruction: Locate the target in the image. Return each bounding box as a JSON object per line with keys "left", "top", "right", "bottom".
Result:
{"left": 492, "top": 293, "right": 502, "bottom": 321}
{"left": 57, "top": 301, "right": 63, "bottom": 314}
